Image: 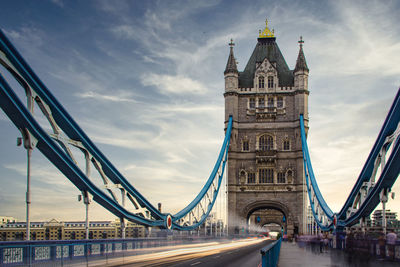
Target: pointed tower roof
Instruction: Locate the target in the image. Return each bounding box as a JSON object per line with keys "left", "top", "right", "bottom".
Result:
{"left": 224, "top": 39, "right": 238, "bottom": 75}
{"left": 294, "top": 36, "right": 309, "bottom": 72}
{"left": 238, "top": 20, "right": 294, "bottom": 88}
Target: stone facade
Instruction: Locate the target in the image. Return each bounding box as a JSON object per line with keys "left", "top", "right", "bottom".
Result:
{"left": 0, "top": 219, "right": 146, "bottom": 241}
{"left": 224, "top": 24, "right": 309, "bottom": 237}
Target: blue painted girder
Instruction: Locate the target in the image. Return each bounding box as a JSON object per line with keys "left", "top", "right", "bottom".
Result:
{"left": 300, "top": 88, "right": 400, "bottom": 230}
{"left": 337, "top": 89, "right": 400, "bottom": 221}
{"left": 0, "top": 29, "right": 163, "bottom": 221}
{"left": 0, "top": 73, "right": 164, "bottom": 226}
{"left": 0, "top": 28, "right": 233, "bottom": 230}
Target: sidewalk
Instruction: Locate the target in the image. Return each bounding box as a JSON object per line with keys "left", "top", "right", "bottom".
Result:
{"left": 278, "top": 241, "right": 399, "bottom": 267}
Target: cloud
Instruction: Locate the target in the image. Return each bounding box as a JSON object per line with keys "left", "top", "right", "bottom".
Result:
{"left": 141, "top": 74, "right": 208, "bottom": 95}
{"left": 110, "top": 25, "right": 141, "bottom": 41}
{"left": 305, "top": 1, "right": 400, "bottom": 77}
{"left": 77, "top": 91, "right": 137, "bottom": 103}
{"left": 1, "top": 0, "right": 400, "bottom": 222}
{"left": 50, "top": 0, "right": 64, "bottom": 8}
{"left": 3, "top": 27, "right": 45, "bottom": 49}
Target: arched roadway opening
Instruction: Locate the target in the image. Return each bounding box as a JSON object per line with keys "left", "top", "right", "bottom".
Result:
{"left": 242, "top": 200, "right": 290, "bottom": 235}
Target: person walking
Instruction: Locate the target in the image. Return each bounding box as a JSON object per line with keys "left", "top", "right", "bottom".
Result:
{"left": 378, "top": 232, "right": 386, "bottom": 259}
{"left": 386, "top": 230, "right": 397, "bottom": 260}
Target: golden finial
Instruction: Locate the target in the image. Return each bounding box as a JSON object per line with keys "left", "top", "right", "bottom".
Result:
{"left": 259, "top": 18, "right": 275, "bottom": 38}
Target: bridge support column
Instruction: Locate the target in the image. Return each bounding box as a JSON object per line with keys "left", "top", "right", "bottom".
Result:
{"left": 26, "top": 147, "right": 32, "bottom": 241}
{"left": 120, "top": 189, "right": 126, "bottom": 239}
{"left": 79, "top": 191, "right": 92, "bottom": 240}
{"left": 360, "top": 217, "right": 366, "bottom": 234}
{"left": 380, "top": 188, "right": 389, "bottom": 235}
{"left": 83, "top": 151, "right": 92, "bottom": 240}
{"left": 18, "top": 128, "right": 37, "bottom": 241}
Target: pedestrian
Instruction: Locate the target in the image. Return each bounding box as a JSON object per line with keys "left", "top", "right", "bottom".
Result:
{"left": 378, "top": 232, "right": 386, "bottom": 259}
{"left": 318, "top": 231, "right": 324, "bottom": 253}
{"left": 323, "top": 232, "right": 329, "bottom": 252}
{"left": 386, "top": 230, "right": 397, "bottom": 260}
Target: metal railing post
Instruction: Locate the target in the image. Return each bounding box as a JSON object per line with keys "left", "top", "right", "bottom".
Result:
{"left": 260, "top": 238, "right": 281, "bottom": 267}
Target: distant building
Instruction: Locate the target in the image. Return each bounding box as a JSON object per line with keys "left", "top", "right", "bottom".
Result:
{"left": 373, "top": 209, "right": 399, "bottom": 228}
{"left": 0, "top": 216, "right": 17, "bottom": 225}
{"left": 306, "top": 206, "right": 319, "bottom": 234}
{"left": 0, "top": 218, "right": 146, "bottom": 241}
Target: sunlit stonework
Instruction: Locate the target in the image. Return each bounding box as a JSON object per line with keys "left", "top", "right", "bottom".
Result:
{"left": 224, "top": 20, "right": 309, "bottom": 237}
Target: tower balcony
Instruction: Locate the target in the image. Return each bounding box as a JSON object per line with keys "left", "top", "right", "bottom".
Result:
{"left": 255, "top": 106, "right": 277, "bottom": 120}
{"left": 255, "top": 149, "right": 277, "bottom": 165}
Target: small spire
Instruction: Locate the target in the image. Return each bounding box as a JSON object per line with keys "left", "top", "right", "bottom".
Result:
{"left": 294, "top": 36, "right": 309, "bottom": 72}
{"left": 298, "top": 36, "right": 304, "bottom": 47}
{"left": 224, "top": 38, "right": 238, "bottom": 75}
{"left": 229, "top": 38, "right": 235, "bottom": 48}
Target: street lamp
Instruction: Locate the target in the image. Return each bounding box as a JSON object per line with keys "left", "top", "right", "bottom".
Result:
{"left": 18, "top": 129, "right": 37, "bottom": 241}
{"left": 78, "top": 191, "right": 92, "bottom": 239}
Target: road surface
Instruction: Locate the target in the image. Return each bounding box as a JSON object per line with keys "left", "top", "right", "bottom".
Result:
{"left": 113, "top": 238, "right": 272, "bottom": 267}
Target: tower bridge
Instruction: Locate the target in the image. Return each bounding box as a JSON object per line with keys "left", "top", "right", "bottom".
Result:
{"left": 224, "top": 20, "right": 308, "bottom": 236}
{"left": 0, "top": 19, "right": 400, "bottom": 266}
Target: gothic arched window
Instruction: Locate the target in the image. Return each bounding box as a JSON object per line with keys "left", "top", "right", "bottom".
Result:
{"left": 258, "top": 76, "right": 265, "bottom": 89}
{"left": 267, "top": 97, "right": 274, "bottom": 107}
{"left": 283, "top": 140, "right": 290, "bottom": 151}
{"left": 287, "top": 170, "right": 294, "bottom": 183}
{"left": 242, "top": 140, "right": 249, "bottom": 151}
{"left": 259, "top": 168, "right": 274, "bottom": 183}
{"left": 247, "top": 173, "right": 256, "bottom": 184}
{"left": 277, "top": 172, "right": 285, "bottom": 183}
{"left": 277, "top": 97, "right": 283, "bottom": 108}
{"left": 267, "top": 76, "right": 274, "bottom": 88}
{"left": 259, "top": 135, "right": 274, "bottom": 151}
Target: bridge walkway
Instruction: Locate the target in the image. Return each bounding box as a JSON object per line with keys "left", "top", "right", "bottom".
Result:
{"left": 278, "top": 241, "right": 399, "bottom": 267}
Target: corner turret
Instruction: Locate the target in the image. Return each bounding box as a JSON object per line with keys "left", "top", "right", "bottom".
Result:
{"left": 294, "top": 36, "right": 309, "bottom": 120}
{"left": 224, "top": 39, "right": 239, "bottom": 125}
{"left": 294, "top": 36, "right": 309, "bottom": 91}
{"left": 224, "top": 39, "right": 239, "bottom": 93}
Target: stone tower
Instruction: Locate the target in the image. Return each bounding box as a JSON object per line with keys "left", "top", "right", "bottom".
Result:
{"left": 224, "top": 20, "right": 309, "bottom": 236}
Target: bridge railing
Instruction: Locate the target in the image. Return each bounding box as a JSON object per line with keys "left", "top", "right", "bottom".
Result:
{"left": 260, "top": 238, "right": 281, "bottom": 267}
{"left": 0, "top": 237, "right": 215, "bottom": 266}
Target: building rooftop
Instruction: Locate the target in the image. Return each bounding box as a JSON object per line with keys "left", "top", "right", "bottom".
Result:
{"left": 238, "top": 36, "right": 294, "bottom": 88}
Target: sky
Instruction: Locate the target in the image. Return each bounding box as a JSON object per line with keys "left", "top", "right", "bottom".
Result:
{"left": 0, "top": 0, "right": 399, "bottom": 223}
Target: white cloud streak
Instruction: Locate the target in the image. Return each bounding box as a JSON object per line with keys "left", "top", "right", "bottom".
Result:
{"left": 1, "top": 0, "right": 400, "bottom": 221}
{"left": 141, "top": 74, "right": 207, "bottom": 95}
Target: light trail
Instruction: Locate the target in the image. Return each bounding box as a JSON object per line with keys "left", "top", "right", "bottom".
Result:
{"left": 82, "top": 237, "right": 269, "bottom": 267}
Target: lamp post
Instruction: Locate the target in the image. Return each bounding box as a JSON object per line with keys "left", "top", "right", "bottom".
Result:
{"left": 18, "top": 129, "right": 37, "bottom": 241}
{"left": 78, "top": 191, "right": 91, "bottom": 239}
{"left": 380, "top": 188, "right": 389, "bottom": 235}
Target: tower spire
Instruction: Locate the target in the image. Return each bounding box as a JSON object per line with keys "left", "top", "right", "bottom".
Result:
{"left": 259, "top": 18, "right": 275, "bottom": 38}
{"left": 224, "top": 38, "right": 238, "bottom": 74}
{"left": 294, "top": 36, "right": 309, "bottom": 72}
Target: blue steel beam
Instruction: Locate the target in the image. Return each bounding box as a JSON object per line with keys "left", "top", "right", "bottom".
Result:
{"left": 0, "top": 29, "right": 163, "bottom": 220}
{"left": 300, "top": 89, "right": 400, "bottom": 230}
{"left": 343, "top": 131, "right": 400, "bottom": 226}
{"left": 337, "top": 89, "right": 400, "bottom": 221}
{"left": 300, "top": 115, "right": 334, "bottom": 220}
{"left": 0, "top": 29, "right": 233, "bottom": 230}
{"left": 0, "top": 73, "right": 164, "bottom": 227}
{"left": 172, "top": 123, "right": 231, "bottom": 230}
{"left": 173, "top": 116, "right": 232, "bottom": 221}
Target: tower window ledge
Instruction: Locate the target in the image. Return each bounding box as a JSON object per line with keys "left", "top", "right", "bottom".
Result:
{"left": 256, "top": 149, "right": 277, "bottom": 157}
{"left": 256, "top": 107, "right": 276, "bottom": 113}
{"left": 246, "top": 109, "right": 256, "bottom": 115}
{"left": 277, "top": 108, "right": 286, "bottom": 115}
{"left": 255, "top": 107, "right": 277, "bottom": 120}
{"left": 255, "top": 157, "right": 276, "bottom": 165}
